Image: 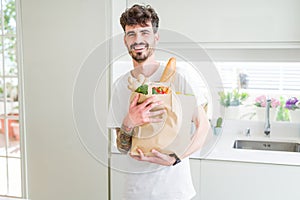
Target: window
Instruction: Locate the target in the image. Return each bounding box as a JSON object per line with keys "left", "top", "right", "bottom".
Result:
{"left": 112, "top": 60, "right": 300, "bottom": 121}
{"left": 216, "top": 62, "right": 300, "bottom": 121}
{"left": 216, "top": 62, "right": 300, "bottom": 92}
{"left": 0, "top": 0, "right": 23, "bottom": 198}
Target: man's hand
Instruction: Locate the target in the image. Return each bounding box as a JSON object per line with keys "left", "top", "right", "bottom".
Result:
{"left": 123, "top": 93, "right": 166, "bottom": 128}
{"left": 130, "top": 149, "right": 176, "bottom": 166}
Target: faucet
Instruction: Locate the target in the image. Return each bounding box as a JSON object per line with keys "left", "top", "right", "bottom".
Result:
{"left": 264, "top": 99, "right": 271, "bottom": 136}
{"left": 245, "top": 128, "right": 251, "bottom": 137}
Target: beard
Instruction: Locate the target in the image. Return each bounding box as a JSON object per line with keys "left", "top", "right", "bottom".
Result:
{"left": 128, "top": 42, "right": 154, "bottom": 63}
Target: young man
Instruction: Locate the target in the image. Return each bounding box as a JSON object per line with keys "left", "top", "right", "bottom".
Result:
{"left": 108, "top": 4, "right": 210, "bottom": 200}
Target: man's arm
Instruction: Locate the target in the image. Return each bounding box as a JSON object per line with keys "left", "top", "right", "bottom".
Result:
{"left": 130, "top": 105, "right": 210, "bottom": 165}
{"left": 116, "top": 128, "right": 132, "bottom": 154}
{"left": 115, "top": 94, "right": 165, "bottom": 154}
{"left": 179, "top": 105, "right": 210, "bottom": 159}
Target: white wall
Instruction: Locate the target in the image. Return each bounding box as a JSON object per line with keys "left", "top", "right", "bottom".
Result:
{"left": 20, "top": 0, "right": 109, "bottom": 199}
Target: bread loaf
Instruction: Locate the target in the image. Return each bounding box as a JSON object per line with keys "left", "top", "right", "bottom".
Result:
{"left": 159, "top": 57, "right": 176, "bottom": 82}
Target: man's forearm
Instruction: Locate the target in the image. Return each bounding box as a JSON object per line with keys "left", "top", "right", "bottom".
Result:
{"left": 180, "top": 106, "right": 210, "bottom": 159}
{"left": 116, "top": 128, "right": 132, "bottom": 153}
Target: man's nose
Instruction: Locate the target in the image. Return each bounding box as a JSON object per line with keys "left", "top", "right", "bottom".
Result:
{"left": 135, "top": 33, "right": 143, "bottom": 43}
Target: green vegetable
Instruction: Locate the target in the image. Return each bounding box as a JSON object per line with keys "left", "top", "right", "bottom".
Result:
{"left": 152, "top": 87, "right": 158, "bottom": 94}
{"left": 135, "top": 84, "right": 148, "bottom": 95}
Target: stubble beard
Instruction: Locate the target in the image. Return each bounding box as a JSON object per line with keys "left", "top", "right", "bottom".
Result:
{"left": 128, "top": 43, "right": 154, "bottom": 63}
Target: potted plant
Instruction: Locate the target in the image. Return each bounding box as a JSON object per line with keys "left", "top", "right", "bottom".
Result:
{"left": 218, "top": 89, "right": 249, "bottom": 119}
{"left": 213, "top": 117, "right": 223, "bottom": 136}
{"left": 276, "top": 96, "right": 290, "bottom": 121}
{"left": 254, "top": 95, "right": 280, "bottom": 121}
{"left": 285, "top": 97, "right": 300, "bottom": 122}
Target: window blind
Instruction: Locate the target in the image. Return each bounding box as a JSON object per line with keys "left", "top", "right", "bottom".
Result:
{"left": 216, "top": 62, "right": 300, "bottom": 92}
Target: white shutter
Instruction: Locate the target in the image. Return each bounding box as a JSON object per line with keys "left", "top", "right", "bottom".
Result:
{"left": 216, "top": 62, "right": 300, "bottom": 92}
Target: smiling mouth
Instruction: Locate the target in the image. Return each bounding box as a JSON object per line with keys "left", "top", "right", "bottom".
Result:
{"left": 133, "top": 45, "right": 146, "bottom": 50}
{"left": 131, "top": 43, "right": 148, "bottom": 52}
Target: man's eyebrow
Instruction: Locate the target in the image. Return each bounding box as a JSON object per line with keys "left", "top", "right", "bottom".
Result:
{"left": 140, "top": 29, "right": 151, "bottom": 33}
{"left": 125, "top": 27, "right": 153, "bottom": 35}
{"left": 125, "top": 30, "right": 135, "bottom": 35}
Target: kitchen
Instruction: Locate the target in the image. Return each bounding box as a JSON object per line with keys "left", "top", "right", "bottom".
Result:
{"left": 2, "top": 0, "right": 300, "bottom": 199}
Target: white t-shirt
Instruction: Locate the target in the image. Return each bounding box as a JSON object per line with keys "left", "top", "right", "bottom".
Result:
{"left": 107, "top": 63, "right": 197, "bottom": 200}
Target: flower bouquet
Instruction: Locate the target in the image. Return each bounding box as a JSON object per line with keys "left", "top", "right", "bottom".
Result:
{"left": 254, "top": 95, "right": 280, "bottom": 108}
{"left": 254, "top": 95, "right": 280, "bottom": 121}
{"left": 218, "top": 89, "right": 249, "bottom": 119}
{"left": 285, "top": 97, "right": 300, "bottom": 122}
{"left": 219, "top": 89, "right": 249, "bottom": 107}
{"left": 285, "top": 97, "right": 299, "bottom": 111}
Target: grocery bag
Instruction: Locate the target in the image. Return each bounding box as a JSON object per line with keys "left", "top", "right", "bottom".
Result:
{"left": 130, "top": 82, "right": 183, "bottom": 156}
{"left": 128, "top": 57, "right": 197, "bottom": 156}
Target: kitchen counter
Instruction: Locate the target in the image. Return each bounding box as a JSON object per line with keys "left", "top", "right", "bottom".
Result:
{"left": 196, "top": 119, "right": 300, "bottom": 166}
{"left": 111, "top": 120, "right": 300, "bottom": 166}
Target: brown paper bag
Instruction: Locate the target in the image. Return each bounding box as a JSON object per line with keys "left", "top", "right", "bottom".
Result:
{"left": 130, "top": 82, "right": 183, "bottom": 156}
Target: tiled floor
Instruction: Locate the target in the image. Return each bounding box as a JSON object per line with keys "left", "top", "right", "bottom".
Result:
{"left": 0, "top": 134, "right": 21, "bottom": 197}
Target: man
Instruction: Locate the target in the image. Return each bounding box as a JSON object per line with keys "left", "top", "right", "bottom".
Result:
{"left": 108, "top": 4, "right": 210, "bottom": 200}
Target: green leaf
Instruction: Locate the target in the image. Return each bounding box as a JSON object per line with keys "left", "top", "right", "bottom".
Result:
{"left": 218, "top": 89, "right": 249, "bottom": 107}
{"left": 135, "top": 84, "right": 148, "bottom": 95}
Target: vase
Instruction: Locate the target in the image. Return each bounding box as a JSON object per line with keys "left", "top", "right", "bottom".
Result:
{"left": 255, "top": 107, "right": 276, "bottom": 121}
{"left": 213, "top": 127, "right": 222, "bottom": 136}
{"left": 290, "top": 110, "right": 300, "bottom": 123}
{"left": 224, "top": 106, "right": 240, "bottom": 120}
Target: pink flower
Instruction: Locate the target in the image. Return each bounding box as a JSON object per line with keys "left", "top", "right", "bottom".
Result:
{"left": 254, "top": 95, "right": 280, "bottom": 108}
{"left": 255, "top": 95, "right": 266, "bottom": 107}
{"left": 270, "top": 98, "right": 280, "bottom": 108}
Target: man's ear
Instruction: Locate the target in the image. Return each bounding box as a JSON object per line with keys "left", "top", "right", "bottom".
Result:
{"left": 123, "top": 35, "right": 127, "bottom": 46}
{"left": 154, "top": 32, "right": 160, "bottom": 45}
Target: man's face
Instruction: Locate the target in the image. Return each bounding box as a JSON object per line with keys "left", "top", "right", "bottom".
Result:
{"left": 124, "top": 22, "right": 158, "bottom": 63}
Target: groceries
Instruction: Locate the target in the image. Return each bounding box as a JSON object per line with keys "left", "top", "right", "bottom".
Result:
{"left": 126, "top": 58, "right": 183, "bottom": 156}
{"left": 135, "top": 84, "right": 171, "bottom": 95}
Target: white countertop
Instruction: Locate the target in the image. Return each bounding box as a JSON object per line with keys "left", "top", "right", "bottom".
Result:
{"left": 199, "top": 120, "right": 300, "bottom": 166}
{"left": 111, "top": 120, "right": 300, "bottom": 166}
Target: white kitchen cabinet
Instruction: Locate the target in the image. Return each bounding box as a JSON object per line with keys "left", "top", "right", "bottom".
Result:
{"left": 111, "top": 156, "right": 300, "bottom": 200}
{"left": 190, "top": 159, "right": 201, "bottom": 200}
{"left": 123, "top": 0, "right": 300, "bottom": 43}
{"left": 200, "top": 159, "right": 300, "bottom": 200}
{"left": 113, "top": 1, "right": 300, "bottom": 62}
{"left": 110, "top": 154, "right": 127, "bottom": 200}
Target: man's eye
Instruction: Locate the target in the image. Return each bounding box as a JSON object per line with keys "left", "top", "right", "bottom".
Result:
{"left": 142, "top": 31, "right": 150, "bottom": 35}
{"left": 127, "top": 33, "right": 135, "bottom": 37}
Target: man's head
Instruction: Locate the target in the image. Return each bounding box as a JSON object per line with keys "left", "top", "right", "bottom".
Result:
{"left": 120, "top": 4, "right": 160, "bottom": 64}
{"left": 120, "top": 4, "right": 159, "bottom": 33}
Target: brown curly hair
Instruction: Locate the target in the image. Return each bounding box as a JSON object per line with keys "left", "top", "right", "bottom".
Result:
{"left": 120, "top": 4, "right": 159, "bottom": 33}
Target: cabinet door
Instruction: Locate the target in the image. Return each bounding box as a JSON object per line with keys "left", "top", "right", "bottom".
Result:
{"left": 190, "top": 159, "right": 201, "bottom": 200}
{"left": 125, "top": 0, "right": 300, "bottom": 43}
{"left": 110, "top": 154, "right": 127, "bottom": 200}
{"left": 200, "top": 160, "right": 300, "bottom": 200}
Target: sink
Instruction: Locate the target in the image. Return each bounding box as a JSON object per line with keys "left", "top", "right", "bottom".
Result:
{"left": 233, "top": 140, "right": 300, "bottom": 152}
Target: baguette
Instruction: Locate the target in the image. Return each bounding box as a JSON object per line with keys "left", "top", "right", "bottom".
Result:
{"left": 159, "top": 57, "right": 176, "bottom": 82}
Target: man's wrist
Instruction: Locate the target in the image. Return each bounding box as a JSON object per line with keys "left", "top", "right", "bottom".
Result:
{"left": 169, "top": 153, "right": 181, "bottom": 166}
{"left": 116, "top": 128, "right": 132, "bottom": 153}
{"left": 121, "top": 123, "right": 134, "bottom": 136}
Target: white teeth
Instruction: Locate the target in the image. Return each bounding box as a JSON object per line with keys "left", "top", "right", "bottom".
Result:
{"left": 133, "top": 45, "right": 146, "bottom": 50}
